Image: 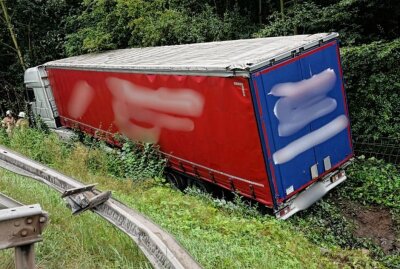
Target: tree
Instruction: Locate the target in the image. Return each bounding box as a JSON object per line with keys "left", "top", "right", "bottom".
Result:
{"left": 0, "top": 0, "right": 25, "bottom": 70}
{"left": 256, "top": 0, "right": 400, "bottom": 46}
{"left": 0, "top": 0, "right": 80, "bottom": 113}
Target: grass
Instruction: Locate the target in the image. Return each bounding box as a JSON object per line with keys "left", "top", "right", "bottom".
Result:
{"left": 0, "top": 169, "right": 150, "bottom": 269}
{"left": 0, "top": 128, "right": 390, "bottom": 268}
{"left": 288, "top": 159, "right": 400, "bottom": 269}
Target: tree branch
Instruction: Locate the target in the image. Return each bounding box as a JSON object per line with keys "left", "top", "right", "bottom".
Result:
{"left": 0, "top": 40, "right": 17, "bottom": 52}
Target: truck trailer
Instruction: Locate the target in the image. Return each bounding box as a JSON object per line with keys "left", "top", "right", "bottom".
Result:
{"left": 24, "top": 33, "right": 353, "bottom": 219}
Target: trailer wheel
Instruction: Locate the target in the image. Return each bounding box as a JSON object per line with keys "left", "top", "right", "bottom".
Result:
{"left": 188, "top": 178, "right": 209, "bottom": 193}
{"left": 165, "top": 172, "right": 188, "bottom": 191}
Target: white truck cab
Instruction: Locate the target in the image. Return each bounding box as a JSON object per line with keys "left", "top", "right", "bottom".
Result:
{"left": 24, "top": 66, "right": 59, "bottom": 128}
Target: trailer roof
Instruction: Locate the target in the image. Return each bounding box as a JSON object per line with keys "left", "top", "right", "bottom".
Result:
{"left": 45, "top": 33, "right": 338, "bottom": 77}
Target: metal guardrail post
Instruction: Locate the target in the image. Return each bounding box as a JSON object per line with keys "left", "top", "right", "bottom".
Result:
{"left": 15, "top": 244, "right": 35, "bottom": 269}
{"left": 0, "top": 145, "right": 202, "bottom": 269}
{"left": 0, "top": 193, "right": 48, "bottom": 269}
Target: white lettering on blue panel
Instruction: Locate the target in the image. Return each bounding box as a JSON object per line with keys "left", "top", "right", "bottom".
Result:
{"left": 270, "top": 68, "right": 348, "bottom": 165}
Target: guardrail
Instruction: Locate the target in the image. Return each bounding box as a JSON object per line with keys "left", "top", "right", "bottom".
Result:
{"left": 0, "top": 193, "right": 48, "bottom": 269}
{"left": 0, "top": 145, "right": 202, "bottom": 269}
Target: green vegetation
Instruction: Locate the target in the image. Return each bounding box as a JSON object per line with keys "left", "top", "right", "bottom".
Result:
{"left": 341, "top": 40, "right": 400, "bottom": 139}
{"left": 64, "top": 1, "right": 257, "bottom": 55}
{"left": 342, "top": 157, "right": 400, "bottom": 210}
{"left": 71, "top": 132, "right": 166, "bottom": 180}
{"left": 290, "top": 157, "right": 400, "bottom": 269}
{"left": 1, "top": 126, "right": 396, "bottom": 268}
{"left": 1, "top": 0, "right": 399, "bottom": 268}
{"left": 256, "top": 0, "right": 400, "bottom": 46}
{"left": 1, "top": 0, "right": 399, "bottom": 137}
{"left": 0, "top": 170, "right": 150, "bottom": 269}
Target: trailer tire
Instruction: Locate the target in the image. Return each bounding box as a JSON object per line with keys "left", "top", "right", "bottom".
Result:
{"left": 165, "top": 171, "right": 188, "bottom": 191}
{"left": 188, "top": 178, "right": 209, "bottom": 193}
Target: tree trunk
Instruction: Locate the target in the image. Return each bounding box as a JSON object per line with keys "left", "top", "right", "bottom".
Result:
{"left": 280, "top": 0, "right": 284, "bottom": 18}
{"left": 0, "top": 0, "right": 26, "bottom": 70}
{"left": 293, "top": 0, "right": 298, "bottom": 34}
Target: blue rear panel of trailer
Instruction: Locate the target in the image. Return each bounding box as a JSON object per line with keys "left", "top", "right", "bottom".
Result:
{"left": 251, "top": 40, "right": 353, "bottom": 202}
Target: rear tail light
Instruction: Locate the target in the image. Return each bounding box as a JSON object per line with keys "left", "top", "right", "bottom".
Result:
{"left": 331, "top": 170, "right": 345, "bottom": 183}
{"left": 279, "top": 206, "right": 291, "bottom": 218}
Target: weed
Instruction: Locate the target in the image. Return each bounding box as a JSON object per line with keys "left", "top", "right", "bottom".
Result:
{"left": 0, "top": 128, "right": 390, "bottom": 268}
{"left": 0, "top": 170, "right": 150, "bottom": 269}
{"left": 340, "top": 156, "right": 400, "bottom": 210}
{"left": 184, "top": 187, "right": 261, "bottom": 218}
{"left": 71, "top": 131, "right": 166, "bottom": 181}
{"left": 288, "top": 156, "right": 400, "bottom": 269}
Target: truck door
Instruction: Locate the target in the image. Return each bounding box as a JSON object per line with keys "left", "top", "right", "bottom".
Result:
{"left": 252, "top": 41, "right": 352, "bottom": 201}
{"left": 299, "top": 42, "right": 352, "bottom": 177}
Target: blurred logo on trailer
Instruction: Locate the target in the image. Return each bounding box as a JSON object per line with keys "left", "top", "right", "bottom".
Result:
{"left": 106, "top": 77, "right": 205, "bottom": 143}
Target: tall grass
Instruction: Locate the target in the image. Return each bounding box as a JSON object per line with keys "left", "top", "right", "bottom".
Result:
{"left": 0, "top": 170, "right": 150, "bottom": 269}
{"left": 0, "top": 127, "right": 385, "bottom": 268}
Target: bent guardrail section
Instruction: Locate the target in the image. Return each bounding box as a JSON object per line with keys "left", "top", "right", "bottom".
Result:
{"left": 0, "top": 145, "right": 201, "bottom": 269}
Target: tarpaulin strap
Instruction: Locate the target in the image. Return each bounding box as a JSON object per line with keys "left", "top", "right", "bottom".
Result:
{"left": 229, "top": 178, "right": 235, "bottom": 192}
{"left": 249, "top": 185, "right": 256, "bottom": 199}
{"left": 193, "top": 166, "right": 200, "bottom": 179}
{"left": 208, "top": 171, "right": 216, "bottom": 184}
{"left": 179, "top": 161, "right": 185, "bottom": 172}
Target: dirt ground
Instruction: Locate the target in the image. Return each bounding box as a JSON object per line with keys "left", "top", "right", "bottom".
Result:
{"left": 339, "top": 200, "right": 399, "bottom": 253}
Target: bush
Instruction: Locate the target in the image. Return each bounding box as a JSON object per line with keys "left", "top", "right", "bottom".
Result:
{"left": 256, "top": 0, "right": 400, "bottom": 46}
{"left": 340, "top": 157, "right": 400, "bottom": 210}
{"left": 0, "top": 126, "right": 165, "bottom": 182}
{"left": 64, "top": 1, "right": 258, "bottom": 56}
{"left": 341, "top": 39, "right": 400, "bottom": 139}
{"left": 6, "top": 128, "right": 70, "bottom": 166}
{"left": 105, "top": 140, "right": 166, "bottom": 180}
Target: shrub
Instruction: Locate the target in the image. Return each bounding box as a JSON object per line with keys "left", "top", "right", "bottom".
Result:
{"left": 256, "top": 0, "right": 400, "bottom": 46}
{"left": 341, "top": 39, "right": 400, "bottom": 139}
{"left": 105, "top": 140, "right": 166, "bottom": 180}
{"left": 340, "top": 156, "right": 400, "bottom": 210}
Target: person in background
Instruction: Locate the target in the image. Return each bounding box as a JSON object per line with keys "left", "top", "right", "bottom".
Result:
{"left": 1, "top": 110, "right": 16, "bottom": 136}
{"left": 16, "top": 112, "right": 29, "bottom": 130}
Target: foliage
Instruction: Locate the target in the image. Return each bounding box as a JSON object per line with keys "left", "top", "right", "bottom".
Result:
{"left": 290, "top": 200, "right": 361, "bottom": 248}
{"left": 340, "top": 156, "right": 400, "bottom": 210}
{"left": 0, "top": 0, "right": 81, "bottom": 112}
{"left": 32, "top": 115, "right": 51, "bottom": 134}
{"left": 0, "top": 126, "right": 165, "bottom": 181}
{"left": 0, "top": 127, "right": 70, "bottom": 166}
{"left": 71, "top": 131, "right": 166, "bottom": 180}
{"left": 291, "top": 198, "right": 399, "bottom": 269}
{"left": 0, "top": 127, "right": 385, "bottom": 268}
{"left": 104, "top": 140, "right": 166, "bottom": 180}
{"left": 64, "top": 0, "right": 258, "bottom": 56}
{"left": 341, "top": 39, "right": 400, "bottom": 139}
{"left": 256, "top": 0, "right": 400, "bottom": 46}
